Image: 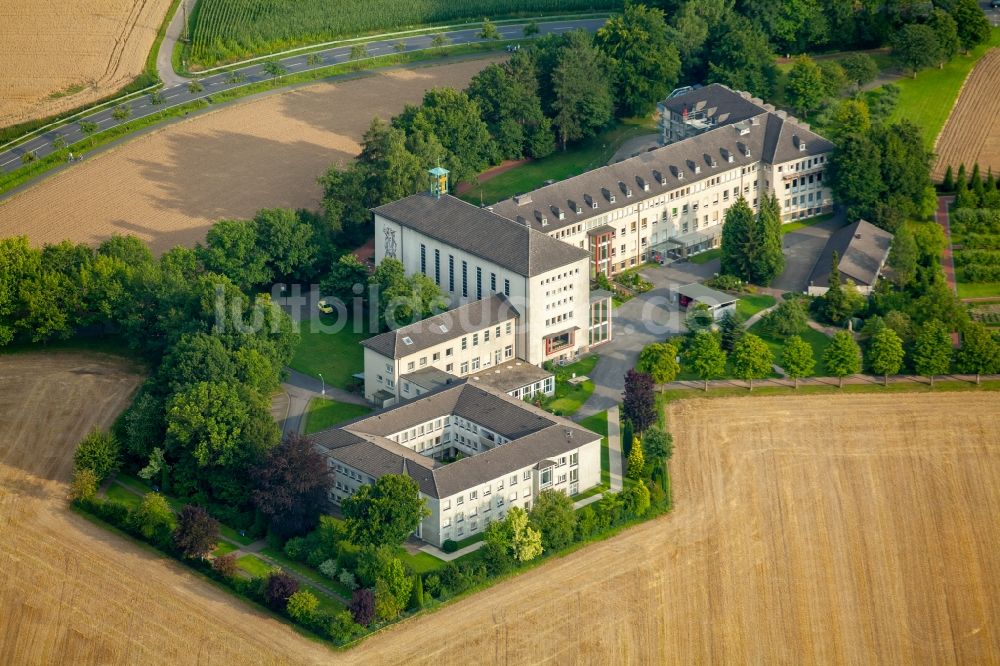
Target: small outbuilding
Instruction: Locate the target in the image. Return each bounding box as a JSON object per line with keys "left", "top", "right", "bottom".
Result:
{"left": 807, "top": 219, "right": 893, "bottom": 296}
{"left": 676, "top": 283, "right": 738, "bottom": 320}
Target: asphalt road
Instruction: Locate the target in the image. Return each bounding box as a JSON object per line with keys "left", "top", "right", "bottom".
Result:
{"left": 0, "top": 18, "right": 606, "bottom": 178}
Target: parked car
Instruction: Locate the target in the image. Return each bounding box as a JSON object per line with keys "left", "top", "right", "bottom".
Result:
{"left": 992, "top": 0, "right": 1000, "bottom": 9}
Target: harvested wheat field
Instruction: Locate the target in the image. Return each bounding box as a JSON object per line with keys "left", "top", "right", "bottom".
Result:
{"left": 934, "top": 47, "right": 1000, "bottom": 180}
{"left": 0, "top": 57, "right": 503, "bottom": 254}
{"left": 0, "top": 0, "right": 172, "bottom": 128}
{"left": 4, "top": 385, "right": 1000, "bottom": 665}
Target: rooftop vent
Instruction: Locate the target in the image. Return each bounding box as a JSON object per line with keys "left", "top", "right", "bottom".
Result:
{"left": 751, "top": 116, "right": 759, "bottom": 126}
{"left": 513, "top": 194, "right": 532, "bottom": 205}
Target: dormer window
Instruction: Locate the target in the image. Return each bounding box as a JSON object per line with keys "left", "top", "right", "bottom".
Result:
{"left": 694, "top": 165, "right": 701, "bottom": 174}
{"left": 609, "top": 194, "right": 616, "bottom": 203}
{"left": 678, "top": 170, "right": 684, "bottom": 180}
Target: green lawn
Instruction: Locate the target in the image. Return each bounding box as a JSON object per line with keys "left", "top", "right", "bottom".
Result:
{"left": 736, "top": 294, "right": 777, "bottom": 319}
{"left": 289, "top": 314, "right": 369, "bottom": 390}
{"left": 542, "top": 355, "right": 599, "bottom": 416}
{"left": 219, "top": 524, "right": 256, "bottom": 546}
{"left": 304, "top": 397, "right": 372, "bottom": 434}
{"left": 459, "top": 121, "right": 656, "bottom": 205}
{"left": 212, "top": 541, "right": 238, "bottom": 557}
{"left": 781, "top": 213, "right": 836, "bottom": 235}
{"left": 577, "top": 410, "right": 610, "bottom": 485}
{"left": 395, "top": 547, "right": 447, "bottom": 574}
{"left": 749, "top": 321, "right": 833, "bottom": 376}
{"left": 105, "top": 483, "right": 142, "bottom": 507}
{"left": 235, "top": 554, "right": 273, "bottom": 578}
{"left": 888, "top": 28, "right": 1000, "bottom": 147}
{"left": 572, "top": 482, "right": 608, "bottom": 502}
{"left": 688, "top": 248, "right": 720, "bottom": 264}
{"left": 957, "top": 282, "right": 1000, "bottom": 299}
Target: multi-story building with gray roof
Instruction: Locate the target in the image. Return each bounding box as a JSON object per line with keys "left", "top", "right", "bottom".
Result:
{"left": 489, "top": 83, "right": 835, "bottom": 274}
{"left": 373, "top": 186, "right": 612, "bottom": 364}
{"left": 312, "top": 381, "right": 601, "bottom": 547}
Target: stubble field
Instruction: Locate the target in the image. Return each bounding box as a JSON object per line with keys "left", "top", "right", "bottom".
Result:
{"left": 3, "top": 372, "right": 999, "bottom": 664}
{"left": 0, "top": 57, "right": 503, "bottom": 255}
{"left": 934, "top": 47, "right": 1000, "bottom": 180}
{"left": 0, "top": 0, "right": 172, "bottom": 128}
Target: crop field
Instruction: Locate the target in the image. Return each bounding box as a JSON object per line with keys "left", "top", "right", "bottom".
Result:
{"left": 0, "top": 0, "right": 172, "bottom": 129}
{"left": 187, "top": 0, "right": 619, "bottom": 67}
{"left": 933, "top": 46, "right": 1000, "bottom": 181}
{"left": 4, "top": 360, "right": 1000, "bottom": 662}
{"left": 0, "top": 57, "right": 503, "bottom": 254}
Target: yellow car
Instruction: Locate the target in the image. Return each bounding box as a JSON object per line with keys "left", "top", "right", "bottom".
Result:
{"left": 317, "top": 299, "right": 333, "bottom": 314}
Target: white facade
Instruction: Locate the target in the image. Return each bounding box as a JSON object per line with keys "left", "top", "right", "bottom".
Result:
{"left": 374, "top": 211, "right": 593, "bottom": 364}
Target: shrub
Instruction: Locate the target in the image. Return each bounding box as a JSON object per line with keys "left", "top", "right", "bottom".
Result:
{"left": 328, "top": 610, "right": 363, "bottom": 645}
{"left": 318, "top": 559, "right": 338, "bottom": 579}
{"left": 704, "top": 274, "right": 743, "bottom": 291}
{"left": 94, "top": 498, "right": 131, "bottom": 527}
{"left": 173, "top": 505, "right": 220, "bottom": 558}
{"left": 408, "top": 573, "right": 424, "bottom": 611}
{"left": 423, "top": 574, "right": 441, "bottom": 599}
{"left": 283, "top": 536, "right": 307, "bottom": 560}
{"left": 69, "top": 467, "right": 98, "bottom": 502}
{"left": 212, "top": 553, "right": 239, "bottom": 578}
{"left": 574, "top": 505, "right": 599, "bottom": 540}
{"left": 129, "top": 493, "right": 177, "bottom": 548}
{"left": 338, "top": 569, "right": 358, "bottom": 590}
{"left": 348, "top": 588, "right": 376, "bottom": 626}
{"left": 265, "top": 571, "right": 299, "bottom": 609}
{"left": 286, "top": 589, "right": 319, "bottom": 624}
{"left": 73, "top": 429, "right": 121, "bottom": 481}
{"left": 479, "top": 539, "right": 515, "bottom": 577}
{"left": 622, "top": 482, "right": 651, "bottom": 518}
{"left": 441, "top": 539, "right": 459, "bottom": 554}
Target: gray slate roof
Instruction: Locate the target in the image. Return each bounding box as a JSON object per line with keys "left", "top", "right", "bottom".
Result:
{"left": 676, "top": 283, "right": 738, "bottom": 306}
{"left": 361, "top": 293, "right": 518, "bottom": 359}
{"left": 373, "top": 193, "right": 590, "bottom": 277}
{"left": 659, "top": 83, "right": 769, "bottom": 127}
{"left": 311, "top": 381, "right": 599, "bottom": 499}
{"left": 809, "top": 219, "right": 894, "bottom": 288}
{"left": 490, "top": 112, "right": 833, "bottom": 236}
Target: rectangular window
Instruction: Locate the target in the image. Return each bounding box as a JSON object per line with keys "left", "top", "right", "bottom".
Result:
{"left": 460, "top": 361, "right": 469, "bottom": 374}
{"left": 484, "top": 329, "right": 490, "bottom": 342}
{"left": 461, "top": 337, "right": 467, "bottom": 350}
{"left": 472, "top": 358, "right": 480, "bottom": 371}
{"left": 510, "top": 475, "right": 517, "bottom": 485}
{"left": 541, "top": 469, "right": 552, "bottom": 486}
{"left": 476, "top": 266, "right": 482, "bottom": 300}
{"left": 434, "top": 249, "right": 441, "bottom": 285}
{"left": 449, "top": 255, "right": 455, "bottom": 292}
{"left": 407, "top": 361, "right": 415, "bottom": 371}
{"left": 504, "top": 278, "right": 510, "bottom": 296}
{"left": 420, "top": 243, "right": 426, "bottom": 274}
{"left": 570, "top": 468, "right": 578, "bottom": 483}
{"left": 570, "top": 452, "right": 578, "bottom": 466}
{"left": 496, "top": 325, "right": 501, "bottom": 338}
{"left": 462, "top": 261, "right": 468, "bottom": 298}
{"left": 470, "top": 490, "right": 478, "bottom": 500}
{"left": 473, "top": 333, "right": 479, "bottom": 346}
{"left": 523, "top": 471, "right": 530, "bottom": 481}
{"left": 504, "top": 344, "right": 513, "bottom": 359}
{"left": 490, "top": 272, "right": 496, "bottom": 293}
{"left": 446, "top": 363, "right": 453, "bottom": 372}
{"left": 432, "top": 352, "right": 440, "bottom": 361}
{"left": 506, "top": 321, "right": 512, "bottom": 335}
{"left": 446, "top": 347, "right": 453, "bottom": 357}
{"left": 456, "top": 495, "right": 464, "bottom": 505}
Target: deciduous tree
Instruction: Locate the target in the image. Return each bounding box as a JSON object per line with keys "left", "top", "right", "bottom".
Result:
{"left": 348, "top": 587, "right": 376, "bottom": 626}
{"left": 913, "top": 319, "right": 953, "bottom": 387}
{"left": 252, "top": 433, "right": 331, "bottom": 539}
{"left": 841, "top": 53, "right": 878, "bottom": 89}
{"left": 781, "top": 335, "right": 815, "bottom": 387}
{"left": 622, "top": 369, "right": 656, "bottom": 432}
{"left": 265, "top": 571, "right": 299, "bottom": 609}
{"left": 173, "top": 504, "right": 220, "bottom": 558}
{"left": 528, "top": 490, "right": 577, "bottom": 551}
{"left": 952, "top": 0, "right": 991, "bottom": 53}
{"left": 893, "top": 24, "right": 940, "bottom": 76}
{"left": 129, "top": 492, "right": 177, "bottom": 547}
{"left": 73, "top": 429, "right": 121, "bottom": 481}
{"left": 640, "top": 426, "right": 673, "bottom": 464}
{"left": 636, "top": 342, "right": 679, "bottom": 388}
{"left": 823, "top": 331, "right": 862, "bottom": 388}
{"left": 551, "top": 30, "right": 614, "bottom": 148}
{"left": 731, "top": 332, "right": 774, "bottom": 390}
{"left": 485, "top": 506, "right": 542, "bottom": 562}
{"left": 866, "top": 327, "right": 905, "bottom": 385}
{"left": 786, "top": 56, "right": 825, "bottom": 117}
{"left": 626, "top": 436, "right": 646, "bottom": 479}
{"left": 342, "top": 474, "right": 429, "bottom": 547}
{"left": 955, "top": 322, "right": 1000, "bottom": 384}
{"left": 684, "top": 331, "right": 727, "bottom": 391}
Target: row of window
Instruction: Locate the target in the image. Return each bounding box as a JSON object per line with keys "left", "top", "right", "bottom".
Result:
{"left": 422, "top": 243, "right": 513, "bottom": 299}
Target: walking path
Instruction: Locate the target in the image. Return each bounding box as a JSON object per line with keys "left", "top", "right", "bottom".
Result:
{"left": 419, "top": 540, "right": 485, "bottom": 561}
{"left": 936, "top": 195, "right": 958, "bottom": 295}
{"left": 156, "top": 0, "right": 197, "bottom": 87}
{"left": 607, "top": 406, "right": 623, "bottom": 492}
{"left": 279, "top": 368, "right": 368, "bottom": 438}
{"left": 101, "top": 477, "right": 349, "bottom": 603}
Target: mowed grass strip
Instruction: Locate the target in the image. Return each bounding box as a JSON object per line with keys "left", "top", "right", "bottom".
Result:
{"left": 889, "top": 28, "right": 1000, "bottom": 147}
{"left": 290, "top": 314, "right": 369, "bottom": 390}
{"left": 304, "top": 398, "right": 372, "bottom": 434}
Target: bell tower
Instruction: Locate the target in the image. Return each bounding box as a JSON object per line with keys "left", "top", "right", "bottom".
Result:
{"left": 428, "top": 165, "right": 449, "bottom": 199}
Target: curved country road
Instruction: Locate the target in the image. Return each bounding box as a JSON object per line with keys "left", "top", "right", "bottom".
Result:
{"left": 0, "top": 18, "right": 606, "bottom": 190}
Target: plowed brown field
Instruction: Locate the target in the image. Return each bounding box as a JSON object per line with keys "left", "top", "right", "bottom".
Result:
{"left": 0, "top": 57, "right": 503, "bottom": 254}
{"left": 0, "top": 0, "right": 172, "bottom": 128}
{"left": 4, "top": 381, "right": 999, "bottom": 664}
{"left": 934, "top": 48, "right": 1000, "bottom": 180}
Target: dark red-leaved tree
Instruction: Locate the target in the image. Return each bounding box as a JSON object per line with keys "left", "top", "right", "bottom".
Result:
{"left": 252, "top": 432, "right": 332, "bottom": 538}
{"left": 265, "top": 571, "right": 299, "bottom": 609}
{"left": 622, "top": 369, "right": 656, "bottom": 433}
{"left": 349, "top": 587, "right": 376, "bottom": 626}
{"left": 173, "top": 504, "right": 220, "bottom": 558}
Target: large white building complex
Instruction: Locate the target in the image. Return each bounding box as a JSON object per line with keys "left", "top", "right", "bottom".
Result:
{"left": 490, "top": 83, "right": 835, "bottom": 272}
{"left": 312, "top": 381, "right": 602, "bottom": 547}
{"left": 373, "top": 190, "right": 613, "bottom": 366}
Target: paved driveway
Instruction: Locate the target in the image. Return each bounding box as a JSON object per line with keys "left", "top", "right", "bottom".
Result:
{"left": 771, "top": 213, "right": 846, "bottom": 292}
